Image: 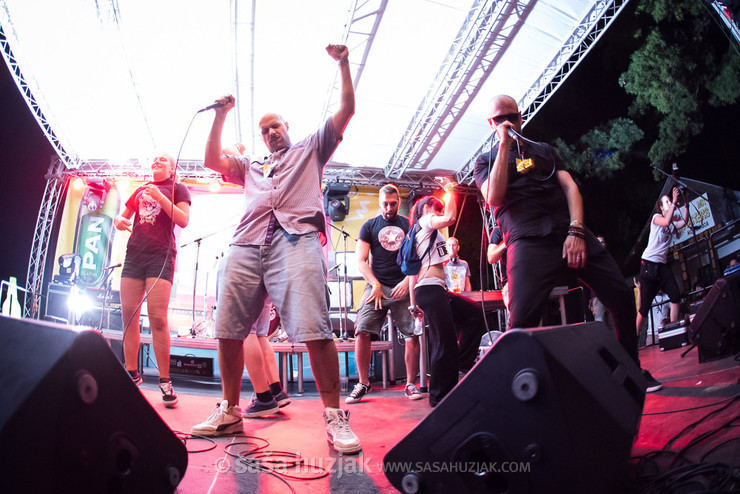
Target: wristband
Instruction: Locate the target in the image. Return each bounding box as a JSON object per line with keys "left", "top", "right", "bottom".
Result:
{"left": 569, "top": 220, "right": 584, "bottom": 228}
{"left": 372, "top": 282, "right": 381, "bottom": 289}
{"left": 443, "top": 182, "right": 458, "bottom": 192}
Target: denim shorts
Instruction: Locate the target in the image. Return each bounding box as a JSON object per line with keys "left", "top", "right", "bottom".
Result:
{"left": 215, "top": 231, "right": 332, "bottom": 342}
{"left": 121, "top": 250, "right": 175, "bottom": 283}
{"left": 354, "top": 283, "right": 415, "bottom": 337}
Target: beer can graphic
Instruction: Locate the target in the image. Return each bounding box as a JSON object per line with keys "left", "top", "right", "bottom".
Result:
{"left": 73, "top": 179, "right": 120, "bottom": 288}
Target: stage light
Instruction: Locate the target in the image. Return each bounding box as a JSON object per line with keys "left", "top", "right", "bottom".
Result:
{"left": 72, "top": 176, "right": 86, "bottom": 190}
{"left": 208, "top": 178, "right": 222, "bottom": 193}
{"left": 323, "top": 183, "right": 351, "bottom": 222}
{"left": 67, "top": 286, "right": 92, "bottom": 322}
{"left": 116, "top": 176, "right": 131, "bottom": 191}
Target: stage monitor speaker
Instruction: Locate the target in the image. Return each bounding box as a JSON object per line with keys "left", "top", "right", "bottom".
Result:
{"left": 383, "top": 322, "right": 646, "bottom": 494}
{"left": 688, "top": 271, "right": 740, "bottom": 363}
{"left": 0, "top": 316, "right": 187, "bottom": 493}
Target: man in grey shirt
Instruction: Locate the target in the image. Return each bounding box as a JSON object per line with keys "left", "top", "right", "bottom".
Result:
{"left": 191, "top": 44, "right": 361, "bottom": 454}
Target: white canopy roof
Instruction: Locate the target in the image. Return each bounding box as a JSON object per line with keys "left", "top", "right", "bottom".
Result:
{"left": 0, "top": 0, "right": 624, "bottom": 178}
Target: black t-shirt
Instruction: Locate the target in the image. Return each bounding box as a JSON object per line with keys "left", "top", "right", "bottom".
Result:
{"left": 474, "top": 140, "right": 569, "bottom": 245}
{"left": 490, "top": 226, "right": 507, "bottom": 285}
{"left": 125, "top": 178, "right": 191, "bottom": 257}
{"left": 358, "top": 214, "right": 409, "bottom": 287}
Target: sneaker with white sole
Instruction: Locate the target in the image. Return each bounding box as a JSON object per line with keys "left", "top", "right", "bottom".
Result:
{"left": 642, "top": 369, "right": 663, "bottom": 393}
{"left": 272, "top": 390, "right": 292, "bottom": 408}
{"left": 242, "top": 397, "right": 279, "bottom": 418}
{"left": 129, "top": 372, "right": 143, "bottom": 386}
{"left": 159, "top": 380, "right": 178, "bottom": 408}
{"left": 345, "top": 382, "right": 371, "bottom": 404}
{"left": 191, "top": 401, "right": 243, "bottom": 437}
{"left": 324, "top": 408, "right": 362, "bottom": 454}
{"left": 405, "top": 383, "right": 423, "bottom": 400}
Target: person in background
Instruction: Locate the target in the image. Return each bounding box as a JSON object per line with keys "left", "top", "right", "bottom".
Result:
{"left": 636, "top": 187, "right": 688, "bottom": 340}
{"left": 589, "top": 235, "right": 616, "bottom": 333}
{"left": 409, "top": 180, "right": 486, "bottom": 406}
{"left": 348, "top": 184, "right": 422, "bottom": 404}
{"left": 487, "top": 226, "right": 508, "bottom": 309}
{"left": 114, "top": 153, "right": 191, "bottom": 407}
{"left": 241, "top": 299, "right": 291, "bottom": 417}
{"left": 444, "top": 236, "right": 472, "bottom": 294}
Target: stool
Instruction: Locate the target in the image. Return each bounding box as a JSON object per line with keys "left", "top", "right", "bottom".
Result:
{"left": 541, "top": 286, "right": 568, "bottom": 326}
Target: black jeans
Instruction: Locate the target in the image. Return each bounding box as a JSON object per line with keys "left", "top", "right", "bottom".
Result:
{"left": 415, "top": 284, "right": 486, "bottom": 406}
{"left": 507, "top": 231, "right": 640, "bottom": 365}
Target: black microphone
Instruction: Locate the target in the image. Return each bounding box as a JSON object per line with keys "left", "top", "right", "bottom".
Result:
{"left": 197, "top": 102, "right": 225, "bottom": 113}
{"left": 103, "top": 263, "right": 122, "bottom": 270}
{"left": 672, "top": 163, "right": 686, "bottom": 207}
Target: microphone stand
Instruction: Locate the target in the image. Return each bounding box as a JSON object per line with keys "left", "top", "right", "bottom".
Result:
{"left": 180, "top": 224, "right": 237, "bottom": 337}
{"left": 97, "top": 266, "right": 119, "bottom": 332}
{"left": 326, "top": 221, "right": 357, "bottom": 340}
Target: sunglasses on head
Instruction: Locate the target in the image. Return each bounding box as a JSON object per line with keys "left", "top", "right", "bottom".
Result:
{"left": 488, "top": 112, "right": 519, "bottom": 126}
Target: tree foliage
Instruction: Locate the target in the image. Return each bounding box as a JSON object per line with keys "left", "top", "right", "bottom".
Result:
{"left": 619, "top": 0, "right": 740, "bottom": 166}
{"left": 553, "top": 117, "right": 643, "bottom": 179}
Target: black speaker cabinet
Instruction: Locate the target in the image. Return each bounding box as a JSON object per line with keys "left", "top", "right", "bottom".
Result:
{"left": 384, "top": 322, "right": 646, "bottom": 494}
{"left": 0, "top": 316, "right": 187, "bottom": 493}
{"left": 689, "top": 272, "right": 740, "bottom": 362}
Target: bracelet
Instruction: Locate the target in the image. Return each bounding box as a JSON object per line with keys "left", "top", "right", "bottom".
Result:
{"left": 568, "top": 231, "right": 585, "bottom": 239}
{"left": 569, "top": 220, "right": 584, "bottom": 228}
{"left": 372, "top": 282, "right": 381, "bottom": 289}
{"left": 443, "top": 182, "right": 458, "bottom": 192}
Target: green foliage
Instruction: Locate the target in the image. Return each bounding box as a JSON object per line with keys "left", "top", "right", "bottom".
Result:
{"left": 553, "top": 118, "right": 643, "bottom": 179}
{"left": 619, "top": 0, "right": 740, "bottom": 167}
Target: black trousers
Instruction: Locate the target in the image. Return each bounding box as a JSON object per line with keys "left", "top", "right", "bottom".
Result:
{"left": 507, "top": 230, "right": 640, "bottom": 365}
{"left": 415, "top": 284, "right": 485, "bottom": 406}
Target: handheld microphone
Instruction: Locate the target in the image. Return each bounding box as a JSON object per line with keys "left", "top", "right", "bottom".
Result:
{"left": 197, "top": 102, "right": 225, "bottom": 113}
{"left": 506, "top": 127, "right": 520, "bottom": 141}
{"left": 328, "top": 263, "right": 344, "bottom": 274}
{"left": 672, "top": 163, "right": 686, "bottom": 207}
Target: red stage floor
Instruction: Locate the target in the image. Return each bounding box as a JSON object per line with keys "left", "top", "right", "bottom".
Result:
{"left": 135, "top": 342, "right": 739, "bottom": 493}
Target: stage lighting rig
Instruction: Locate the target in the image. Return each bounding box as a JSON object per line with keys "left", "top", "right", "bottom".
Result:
{"left": 323, "top": 183, "right": 351, "bottom": 222}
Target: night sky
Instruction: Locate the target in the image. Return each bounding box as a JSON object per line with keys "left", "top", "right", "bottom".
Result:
{"left": 1, "top": 3, "right": 738, "bottom": 293}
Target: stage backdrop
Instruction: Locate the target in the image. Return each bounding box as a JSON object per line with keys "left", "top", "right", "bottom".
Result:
{"left": 51, "top": 181, "right": 437, "bottom": 332}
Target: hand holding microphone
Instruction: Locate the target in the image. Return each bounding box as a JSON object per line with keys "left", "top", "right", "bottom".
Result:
{"left": 198, "top": 95, "right": 235, "bottom": 113}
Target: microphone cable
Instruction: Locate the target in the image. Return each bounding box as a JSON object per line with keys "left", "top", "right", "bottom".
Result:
{"left": 121, "top": 109, "right": 202, "bottom": 344}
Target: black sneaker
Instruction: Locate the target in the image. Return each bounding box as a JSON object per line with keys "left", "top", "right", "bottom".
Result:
{"left": 159, "top": 380, "right": 178, "bottom": 407}
{"left": 272, "top": 390, "right": 292, "bottom": 408}
{"left": 345, "top": 382, "right": 371, "bottom": 404}
{"left": 242, "top": 397, "right": 279, "bottom": 418}
{"left": 642, "top": 369, "right": 663, "bottom": 393}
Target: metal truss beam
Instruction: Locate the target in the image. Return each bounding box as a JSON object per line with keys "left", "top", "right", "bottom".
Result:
{"left": 706, "top": 1, "right": 740, "bottom": 49}
{"left": 64, "top": 158, "right": 478, "bottom": 194}
{"left": 455, "top": 0, "right": 631, "bottom": 186}
{"left": 0, "top": 14, "right": 80, "bottom": 170}
{"left": 384, "top": 0, "right": 536, "bottom": 179}
{"left": 25, "top": 158, "right": 67, "bottom": 318}
{"left": 319, "top": 0, "right": 388, "bottom": 123}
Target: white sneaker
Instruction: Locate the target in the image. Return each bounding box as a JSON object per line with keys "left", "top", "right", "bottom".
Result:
{"left": 405, "top": 383, "right": 423, "bottom": 400}
{"left": 191, "top": 401, "right": 243, "bottom": 437}
{"left": 324, "top": 408, "right": 362, "bottom": 454}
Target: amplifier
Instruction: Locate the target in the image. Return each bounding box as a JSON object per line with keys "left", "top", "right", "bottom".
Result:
{"left": 659, "top": 319, "right": 688, "bottom": 351}
{"left": 170, "top": 354, "right": 213, "bottom": 377}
